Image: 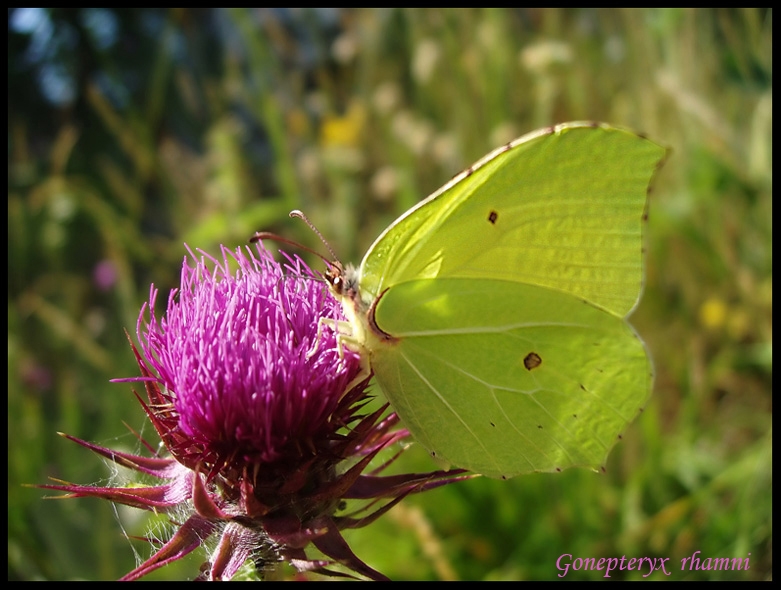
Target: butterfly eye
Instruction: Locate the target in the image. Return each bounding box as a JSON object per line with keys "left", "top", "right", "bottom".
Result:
{"left": 325, "top": 270, "right": 343, "bottom": 295}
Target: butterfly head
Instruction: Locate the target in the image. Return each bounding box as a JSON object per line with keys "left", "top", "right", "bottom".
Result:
{"left": 325, "top": 261, "right": 363, "bottom": 307}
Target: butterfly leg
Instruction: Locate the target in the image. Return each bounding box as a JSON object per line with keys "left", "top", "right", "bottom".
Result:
{"left": 307, "top": 317, "right": 357, "bottom": 361}
{"left": 305, "top": 317, "right": 330, "bottom": 360}
{"left": 307, "top": 317, "right": 372, "bottom": 394}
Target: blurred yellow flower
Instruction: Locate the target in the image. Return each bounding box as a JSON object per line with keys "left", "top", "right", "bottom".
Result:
{"left": 321, "top": 101, "right": 366, "bottom": 148}
{"left": 699, "top": 297, "right": 728, "bottom": 330}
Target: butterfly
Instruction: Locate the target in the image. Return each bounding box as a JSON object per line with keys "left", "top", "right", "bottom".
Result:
{"left": 307, "top": 122, "right": 664, "bottom": 479}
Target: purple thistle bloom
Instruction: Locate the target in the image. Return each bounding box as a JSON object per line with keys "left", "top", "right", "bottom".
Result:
{"left": 41, "top": 243, "right": 469, "bottom": 581}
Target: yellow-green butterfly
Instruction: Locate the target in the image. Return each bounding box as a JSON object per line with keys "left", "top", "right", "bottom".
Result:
{"left": 326, "top": 122, "right": 666, "bottom": 480}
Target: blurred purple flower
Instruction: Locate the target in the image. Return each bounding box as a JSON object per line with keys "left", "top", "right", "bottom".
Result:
{"left": 42, "top": 243, "right": 468, "bottom": 580}
{"left": 92, "top": 259, "right": 118, "bottom": 292}
{"left": 20, "top": 358, "right": 53, "bottom": 393}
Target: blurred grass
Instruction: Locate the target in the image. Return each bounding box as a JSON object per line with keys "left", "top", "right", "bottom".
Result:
{"left": 8, "top": 8, "right": 771, "bottom": 580}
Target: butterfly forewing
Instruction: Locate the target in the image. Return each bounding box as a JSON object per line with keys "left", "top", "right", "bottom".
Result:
{"left": 359, "top": 122, "right": 665, "bottom": 319}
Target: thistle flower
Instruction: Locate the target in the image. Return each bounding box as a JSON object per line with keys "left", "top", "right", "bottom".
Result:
{"left": 41, "top": 243, "right": 468, "bottom": 581}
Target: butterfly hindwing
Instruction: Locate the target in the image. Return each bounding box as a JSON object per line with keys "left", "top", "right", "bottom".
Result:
{"left": 370, "top": 277, "right": 650, "bottom": 478}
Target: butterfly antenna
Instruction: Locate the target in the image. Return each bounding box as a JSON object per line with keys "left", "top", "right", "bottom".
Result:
{"left": 249, "top": 230, "right": 331, "bottom": 266}
{"left": 250, "top": 210, "right": 340, "bottom": 270}
{"left": 288, "top": 209, "right": 341, "bottom": 264}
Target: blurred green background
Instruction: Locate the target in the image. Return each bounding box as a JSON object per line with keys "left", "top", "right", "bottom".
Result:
{"left": 8, "top": 8, "right": 771, "bottom": 581}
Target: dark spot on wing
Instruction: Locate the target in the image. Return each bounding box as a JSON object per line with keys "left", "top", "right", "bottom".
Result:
{"left": 555, "top": 467, "right": 562, "bottom": 472}
{"left": 523, "top": 352, "right": 542, "bottom": 370}
{"left": 537, "top": 425, "right": 543, "bottom": 429}
{"left": 488, "top": 210, "right": 498, "bottom": 224}
{"left": 490, "top": 421, "right": 495, "bottom": 427}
